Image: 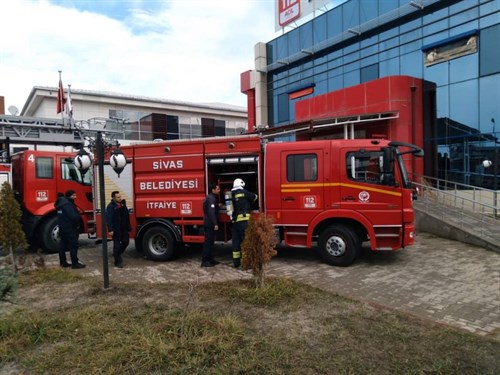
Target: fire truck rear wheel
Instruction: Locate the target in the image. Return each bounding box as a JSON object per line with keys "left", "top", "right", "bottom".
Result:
{"left": 40, "top": 216, "right": 60, "bottom": 254}
{"left": 318, "top": 225, "right": 360, "bottom": 266}
{"left": 142, "top": 226, "right": 176, "bottom": 261}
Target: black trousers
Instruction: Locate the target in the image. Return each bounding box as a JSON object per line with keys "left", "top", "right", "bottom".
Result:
{"left": 59, "top": 228, "right": 79, "bottom": 265}
{"left": 112, "top": 231, "right": 130, "bottom": 264}
{"left": 231, "top": 220, "right": 248, "bottom": 260}
{"left": 202, "top": 225, "right": 215, "bottom": 261}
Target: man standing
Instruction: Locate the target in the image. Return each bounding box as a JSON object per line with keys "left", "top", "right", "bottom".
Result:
{"left": 231, "top": 178, "right": 258, "bottom": 268}
{"left": 55, "top": 190, "right": 85, "bottom": 269}
{"left": 106, "top": 191, "right": 131, "bottom": 268}
{"left": 201, "top": 183, "right": 221, "bottom": 267}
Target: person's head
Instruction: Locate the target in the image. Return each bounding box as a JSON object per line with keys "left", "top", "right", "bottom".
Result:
{"left": 65, "top": 190, "right": 76, "bottom": 200}
{"left": 233, "top": 178, "right": 245, "bottom": 189}
{"left": 111, "top": 191, "right": 122, "bottom": 203}
{"left": 209, "top": 182, "right": 220, "bottom": 194}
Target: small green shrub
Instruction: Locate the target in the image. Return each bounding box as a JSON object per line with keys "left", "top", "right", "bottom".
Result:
{"left": 0, "top": 267, "right": 18, "bottom": 302}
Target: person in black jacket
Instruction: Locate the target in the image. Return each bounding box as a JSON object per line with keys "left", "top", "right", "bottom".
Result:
{"left": 106, "top": 191, "right": 131, "bottom": 268}
{"left": 55, "top": 190, "right": 85, "bottom": 269}
{"left": 201, "top": 183, "right": 221, "bottom": 267}
{"left": 230, "top": 178, "right": 258, "bottom": 268}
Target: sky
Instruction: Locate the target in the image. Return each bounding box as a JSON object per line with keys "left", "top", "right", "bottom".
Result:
{"left": 0, "top": 0, "right": 283, "bottom": 112}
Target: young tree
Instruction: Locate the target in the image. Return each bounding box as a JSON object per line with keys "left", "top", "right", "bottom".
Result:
{"left": 0, "top": 181, "right": 28, "bottom": 272}
{"left": 241, "top": 214, "right": 278, "bottom": 288}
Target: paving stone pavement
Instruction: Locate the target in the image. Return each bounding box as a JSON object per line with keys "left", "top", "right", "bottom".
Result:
{"left": 44, "top": 232, "right": 500, "bottom": 338}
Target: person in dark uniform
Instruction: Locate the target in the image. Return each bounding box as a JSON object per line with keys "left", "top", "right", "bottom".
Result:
{"left": 55, "top": 190, "right": 85, "bottom": 269}
{"left": 201, "top": 182, "right": 221, "bottom": 267}
{"left": 106, "top": 191, "right": 131, "bottom": 268}
{"left": 230, "top": 178, "right": 258, "bottom": 268}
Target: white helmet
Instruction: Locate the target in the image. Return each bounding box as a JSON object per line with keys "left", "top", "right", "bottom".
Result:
{"left": 233, "top": 178, "right": 245, "bottom": 188}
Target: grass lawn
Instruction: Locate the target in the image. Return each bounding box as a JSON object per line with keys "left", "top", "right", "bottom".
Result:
{"left": 1, "top": 268, "right": 499, "bottom": 374}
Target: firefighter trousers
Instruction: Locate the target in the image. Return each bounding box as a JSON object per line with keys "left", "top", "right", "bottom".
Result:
{"left": 231, "top": 220, "right": 248, "bottom": 266}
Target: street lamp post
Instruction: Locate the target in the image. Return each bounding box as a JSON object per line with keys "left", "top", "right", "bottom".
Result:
{"left": 492, "top": 119, "right": 498, "bottom": 217}
{"left": 74, "top": 131, "right": 127, "bottom": 288}
{"left": 483, "top": 118, "right": 498, "bottom": 218}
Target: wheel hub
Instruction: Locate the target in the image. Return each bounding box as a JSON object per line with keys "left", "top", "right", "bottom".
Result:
{"left": 326, "top": 236, "right": 346, "bottom": 257}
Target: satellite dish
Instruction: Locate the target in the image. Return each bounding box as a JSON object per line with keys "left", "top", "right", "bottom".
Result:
{"left": 8, "top": 105, "right": 19, "bottom": 115}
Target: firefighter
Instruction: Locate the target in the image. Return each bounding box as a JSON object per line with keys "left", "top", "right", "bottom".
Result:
{"left": 230, "top": 178, "right": 258, "bottom": 268}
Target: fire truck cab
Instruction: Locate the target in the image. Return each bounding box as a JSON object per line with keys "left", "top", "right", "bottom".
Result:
{"left": 11, "top": 150, "right": 94, "bottom": 253}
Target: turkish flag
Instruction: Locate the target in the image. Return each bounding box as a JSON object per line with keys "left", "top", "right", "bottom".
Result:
{"left": 56, "top": 78, "right": 66, "bottom": 114}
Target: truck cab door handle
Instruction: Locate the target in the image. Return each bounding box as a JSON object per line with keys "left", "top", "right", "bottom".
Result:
{"left": 283, "top": 196, "right": 295, "bottom": 201}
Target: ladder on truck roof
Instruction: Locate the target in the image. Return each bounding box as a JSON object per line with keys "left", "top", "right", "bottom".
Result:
{"left": 0, "top": 115, "right": 125, "bottom": 161}
{"left": 253, "top": 111, "right": 399, "bottom": 139}
{"left": 0, "top": 114, "right": 83, "bottom": 147}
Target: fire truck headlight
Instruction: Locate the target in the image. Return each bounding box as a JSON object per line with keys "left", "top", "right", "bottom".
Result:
{"left": 409, "top": 231, "right": 415, "bottom": 239}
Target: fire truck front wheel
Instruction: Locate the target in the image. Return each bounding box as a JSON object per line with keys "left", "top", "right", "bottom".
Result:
{"left": 318, "top": 225, "right": 360, "bottom": 267}
{"left": 40, "top": 216, "right": 60, "bottom": 254}
{"left": 142, "top": 226, "right": 176, "bottom": 261}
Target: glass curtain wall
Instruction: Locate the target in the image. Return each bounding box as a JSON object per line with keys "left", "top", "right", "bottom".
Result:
{"left": 265, "top": 0, "right": 499, "bottom": 187}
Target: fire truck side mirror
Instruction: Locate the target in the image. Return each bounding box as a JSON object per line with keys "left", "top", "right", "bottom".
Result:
{"left": 381, "top": 148, "right": 396, "bottom": 186}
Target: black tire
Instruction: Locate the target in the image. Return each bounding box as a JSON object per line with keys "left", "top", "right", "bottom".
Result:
{"left": 318, "top": 225, "right": 360, "bottom": 266}
{"left": 40, "top": 216, "right": 60, "bottom": 254}
{"left": 142, "top": 226, "right": 176, "bottom": 261}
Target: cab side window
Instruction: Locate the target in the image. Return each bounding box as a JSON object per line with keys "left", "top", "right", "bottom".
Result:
{"left": 35, "top": 157, "right": 53, "bottom": 179}
{"left": 61, "top": 160, "right": 92, "bottom": 185}
{"left": 62, "top": 160, "right": 80, "bottom": 182}
{"left": 346, "top": 151, "right": 383, "bottom": 184}
{"left": 287, "top": 154, "right": 317, "bottom": 182}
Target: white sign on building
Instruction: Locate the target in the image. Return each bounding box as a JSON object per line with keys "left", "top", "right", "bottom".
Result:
{"left": 275, "top": 0, "right": 344, "bottom": 32}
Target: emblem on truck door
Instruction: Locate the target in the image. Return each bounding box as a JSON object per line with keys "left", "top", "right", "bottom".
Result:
{"left": 358, "top": 191, "right": 370, "bottom": 202}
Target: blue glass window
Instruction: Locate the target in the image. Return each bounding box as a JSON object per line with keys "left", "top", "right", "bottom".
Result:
{"left": 360, "top": 0, "right": 377, "bottom": 24}
{"left": 288, "top": 28, "right": 300, "bottom": 56}
{"left": 436, "top": 86, "right": 449, "bottom": 119}
{"left": 315, "top": 75, "right": 328, "bottom": 96}
{"left": 361, "top": 63, "right": 379, "bottom": 83}
{"left": 342, "top": 0, "right": 359, "bottom": 30}
{"left": 450, "top": 53, "right": 478, "bottom": 83}
{"left": 479, "top": 76, "right": 500, "bottom": 134}
{"left": 344, "top": 70, "right": 359, "bottom": 88}
{"left": 480, "top": 24, "right": 500, "bottom": 76}
{"left": 300, "top": 22, "right": 313, "bottom": 50}
{"left": 400, "top": 51, "right": 422, "bottom": 77}
{"left": 278, "top": 93, "right": 289, "bottom": 123}
{"left": 449, "top": 80, "right": 479, "bottom": 129}
{"left": 379, "top": 0, "right": 399, "bottom": 15}
{"left": 424, "top": 60, "right": 449, "bottom": 87}
{"left": 313, "top": 13, "right": 327, "bottom": 44}
{"left": 326, "top": 7, "right": 343, "bottom": 38}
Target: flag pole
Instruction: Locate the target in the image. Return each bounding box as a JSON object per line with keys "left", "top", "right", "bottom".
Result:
{"left": 67, "top": 83, "right": 73, "bottom": 129}
{"left": 58, "top": 71, "right": 64, "bottom": 124}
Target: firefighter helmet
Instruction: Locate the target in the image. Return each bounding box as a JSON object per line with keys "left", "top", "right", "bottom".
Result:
{"left": 233, "top": 178, "right": 245, "bottom": 188}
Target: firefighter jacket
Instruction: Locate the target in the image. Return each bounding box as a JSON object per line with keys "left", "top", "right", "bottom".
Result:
{"left": 55, "top": 197, "right": 80, "bottom": 232}
{"left": 231, "top": 187, "right": 258, "bottom": 223}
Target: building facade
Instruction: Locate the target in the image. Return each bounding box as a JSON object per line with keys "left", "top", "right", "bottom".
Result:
{"left": 21, "top": 87, "right": 248, "bottom": 142}
{"left": 242, "top": 0, "right": 499, "bottom": 188}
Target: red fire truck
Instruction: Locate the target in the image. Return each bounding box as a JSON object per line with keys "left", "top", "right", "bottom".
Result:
{"left": 93, "top": 134, "right": 423, "bottom": 266}
{"left": 10, "top": 150, "right": 94, "bottom": 253}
